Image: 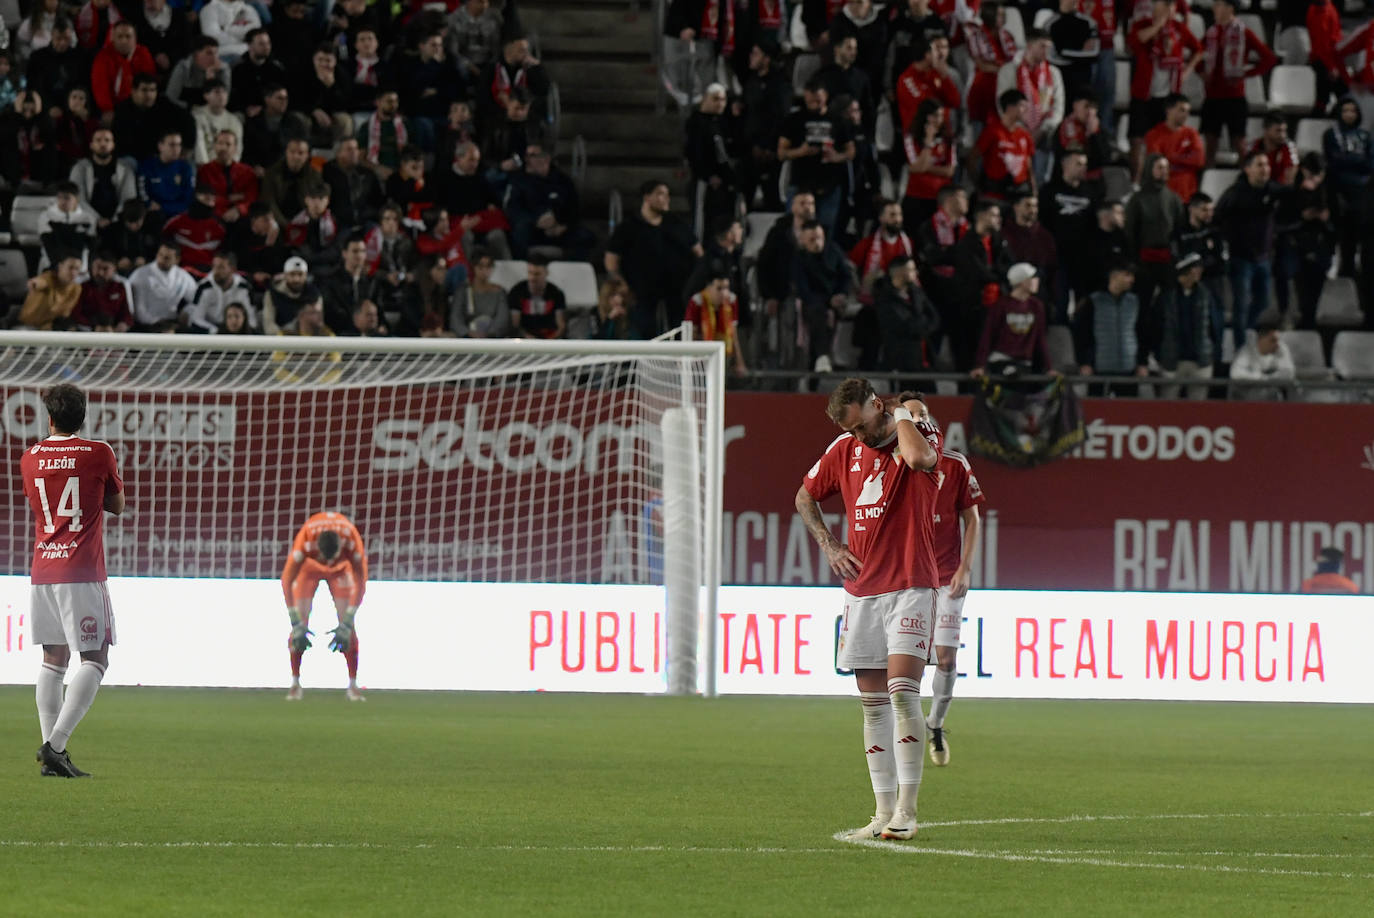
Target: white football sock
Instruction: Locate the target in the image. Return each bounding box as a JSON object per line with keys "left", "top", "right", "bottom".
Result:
{"left": 859, "top": 692, "right": 896, "bottom": 816}
{"left": 48, "top": 661, "right": 105, "bottom": 753}
{"left": 887, "top": 676, "right": 925, "bottom": 813}
{"left": 36, "top": 662, "right": 67, "bottom": 742}
{"left": 928, "top": 667, "right": 957, "bottom": 728}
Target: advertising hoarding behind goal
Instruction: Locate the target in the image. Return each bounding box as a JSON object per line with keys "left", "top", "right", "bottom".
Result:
{"left": 2, "top": 579, "right": 1369, "bottom": 703}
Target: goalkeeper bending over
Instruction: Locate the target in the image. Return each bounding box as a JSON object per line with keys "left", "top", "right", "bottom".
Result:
{"left": 281, "top": 511, "right": 368, "bottom": 701}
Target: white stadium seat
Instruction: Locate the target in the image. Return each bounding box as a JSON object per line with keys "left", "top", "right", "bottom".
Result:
{"left": 1330, "top": 331, "right": 1374, "bottom": 378}
{"left": 1279, "top": 330, "right": 1328, "bottom": 379}
{"left": 490, "top": 259, "right": 528, "bottom": 292}
{"left": 547, "top": 261, "right": 598, "bottom": 312}
{"left": 1316, "top": 277, "right": 1364, "bottom": 329}
{"left": 743, "top": 212, "right": 782, "bottom": 263}
{"left": 1003, "top": 7, "right": 1026, "bottom": 46}
{"left": 1238, "top": 13, "right": 1267, "bottom": 45}
{"left": 1033, "top": 8, "right": 1055, "bottom": 30}
{"left": 1269, "top": 65, "right": 1316, "bottom": 114}
{"left": 1115, "top": 61, "right": 1131, "bottom": 112}
{"left": 9, "top": 195, "right": 54, "bottom": 248}
{"left": 1244, "top": 75, "right": 1267, "bottom": 113}
{"left": 1275, "top": 26, "right": 1311, "bottom": 66}
{"left": 0, "top": 248, "right": 29, "bottom": 303}
{"left": 1294, "top": 118, "right": 1334, "bottom": 154}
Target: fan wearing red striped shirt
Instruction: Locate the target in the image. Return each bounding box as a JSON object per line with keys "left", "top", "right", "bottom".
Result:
{"left": 796, "top": 380, "right": 942, "bottom": 841}
{"left": 1200, "top": 0, "right": 1277, "bottom": 167}
{"left": 1244, "top": 112, "right": 1299, "bottom": 186}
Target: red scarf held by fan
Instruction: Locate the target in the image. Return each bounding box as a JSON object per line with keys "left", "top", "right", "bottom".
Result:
{"left": 367, "top": 114, "right": 407, "bottom": 163}
{"left": 1204, "top": 20, "right": 1247, "bottom": 83}
{"left": 492, "top": 60, "right": 527, "bottom": 104}
{"left": 700, "top": 1, "right": 736, "bottom": 56}
{"left": 1016, "top": 59, "right": 1053, "bottom": 134}
{"left": 694, "top": 290, "right": 738, "bottom": 356}
{"left": 929, "top": 209, "right": 967, "bottom": 278}
{"left": 861, "top": 229, "right": 913, "bottom": 279}
{"left": 756, "top": 0, "right": 782, "bottom": 29}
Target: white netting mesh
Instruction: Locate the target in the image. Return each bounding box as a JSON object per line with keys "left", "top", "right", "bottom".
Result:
{"left": 0, "top": 334, "right": 723, "bottom": 591}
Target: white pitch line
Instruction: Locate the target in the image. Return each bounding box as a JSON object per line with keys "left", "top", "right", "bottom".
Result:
{"left": 917, "top": 811, "right": 1373, "bottom": 830}
{"left": 1018, "top": 848, "right": 1370, "bottom": 860}
{"left": 0, "top": 840, "right": 853, "bottom": 856}
{"left": 833, "top": 834, "right": 1374, "bottom": 880}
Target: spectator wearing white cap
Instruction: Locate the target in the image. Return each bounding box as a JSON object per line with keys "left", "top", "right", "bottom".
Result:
{"left": 972, "top": 262, "right": 1056, "bottom": 378}
{"left": 262, "top": 255, "right": 323, "bottom": 334}
{"left": 1153, "top": 252, "right": 1215, "bottom": 399}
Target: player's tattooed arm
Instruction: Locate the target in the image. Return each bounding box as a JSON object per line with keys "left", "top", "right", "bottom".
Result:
{"left": 795, "top": 486, "right": 861, "bottom": 579}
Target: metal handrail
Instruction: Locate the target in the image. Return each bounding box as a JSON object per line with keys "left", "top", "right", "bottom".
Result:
{"left": 548, "top": 80, "right": 562, "bottom": 141}
{"left": 653, "top": 0, "right": 667, "bottom": 115}
{"left": 608, "top": 189, "right": 624, "bottom": 232}
{"left": 571, "top": 134, "right": 588, "bottom": 184}
{"left": 743, "top": 369, "right": 1374, "bottom": 400}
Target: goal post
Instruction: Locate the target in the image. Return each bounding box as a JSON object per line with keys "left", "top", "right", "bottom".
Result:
{"left": 0, "top": 332, "right": 726, "bottom": 696}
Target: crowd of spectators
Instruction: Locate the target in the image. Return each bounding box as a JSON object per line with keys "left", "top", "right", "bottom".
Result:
{"left": 657, "top": 0, "right": 1374, "bottom": 395}
{"left": 1, "top": 0, "right": 619, "bottom": 341}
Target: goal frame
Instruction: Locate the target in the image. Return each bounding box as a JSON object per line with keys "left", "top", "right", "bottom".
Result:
{"left": 0, "top": 331, "right": 727, "bottom": 696}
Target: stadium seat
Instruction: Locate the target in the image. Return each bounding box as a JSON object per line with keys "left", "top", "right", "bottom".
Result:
{"left": 548, "top": 261, "right": 598, "bottom": 312}
{"left": 490, "top": 259, "right": 528, "bottom": 292}
{"left": 1115, "top": 61, "right": 1131, "bottom": 112}
{"left": 1238, "top": 13, "right": 1267, "bottom": 45}
{"left": 743, "top": 211, "right": 782, "bottom": 263}
{"left": 792, "top": 53, "right": 822, "bottom": 95}
{"left": 0, "top": 248, "right": 29, "bottom": 303}
{"left": 1113, "top": 29, "right": 1126, "bottom": 60}
{"left": 788, "top": 4, "right": 811, "bottom": 51}
{"left": 1330, "top": 331, "right": 1374, "bottom": 378}
{"left": 1182, "top": 71, "right": 1205, "bottom": 110}
{"left": 1102, "top": 165, "right": 1132, "bottom": 203}
{"left": 875, "top": 98, "right": 894, "bottom": 154}
{"left": 10, "top": 195, "right": 54, "bottom": 248}
{"left": 1003, "top": 7, "right": 1025, "bottom": 46}
{"left": 1032, "top": 8, "right": 1054, "bottom": 29}
{"left": 1316, "top": 277, "right": 1364, "bottom": 328}
{"left": 1244, "top": 75, "right": 1267, "bottom": 113}
{"left": 1279, "top": 330, "right": 1329, "bottom": 379}
{"left": 1294, "top": 118, "right": 1334, "bottom": 154}
{"left": 1115, "top": 114, "right": 1130, "bottom": 153}
{"left": 1187, "top": 12, "right": 1205, "bottom": 40}
{"left": 1269, "top": 65, "right": 1316, "bottom": 115}
{"left": 1200, "top": 168, "right": 1239, "bottom": 201}
{"left": 1047, "top": 325, "right": 1078, "bottom": 372}
{"left": 1275, "top": 26, "right": 1311, "bottom": 65}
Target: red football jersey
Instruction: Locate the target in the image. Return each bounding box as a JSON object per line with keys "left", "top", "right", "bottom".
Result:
{"left": 21, "top": 436, "right": 123, "bottom": 585}
{"left": 802, "top": 432, "right": 940, "bottom": 597}
{"left": 932, "top": 449, "right": 986, "bottom": 585}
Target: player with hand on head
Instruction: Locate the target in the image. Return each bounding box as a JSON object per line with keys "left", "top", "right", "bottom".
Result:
{"left": 281, "top": 511, "right": 368, "bottom": 701}
{"left": 21, "top": 383, "right": 126, "bottom": 778}
{"left": 913, "top": 397, "right": 986, "bottom": 766}
{"left": 795, "top": 379, "right": 942, "bottom": 841}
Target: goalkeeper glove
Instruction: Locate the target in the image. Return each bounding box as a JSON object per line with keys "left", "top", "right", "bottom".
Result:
{"left": 328, "top": 623, "right": 353, "bottom": 653}
{"left": 290, "top": 625, "right": 313, "bottom": 654}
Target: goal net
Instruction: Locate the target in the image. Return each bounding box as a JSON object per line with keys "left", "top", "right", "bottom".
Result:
{"left": 0, "top": 332, "right": 725, "bottom": 694}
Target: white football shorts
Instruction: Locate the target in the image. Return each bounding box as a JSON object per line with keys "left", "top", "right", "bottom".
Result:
{"left": 836, "top": 587, "right": 936, "bottom": 670}
{"left": 30, "top": 582, "right": 117, "bottom": 652}
{"left": 934, "top": 584, "right": 966, "bottom": 650}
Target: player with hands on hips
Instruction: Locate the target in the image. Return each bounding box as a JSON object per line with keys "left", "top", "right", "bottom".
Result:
{"left": 281, "top": 512, "right": 368, "bottom": 701}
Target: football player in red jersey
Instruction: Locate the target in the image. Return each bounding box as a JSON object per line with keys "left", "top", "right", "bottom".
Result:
{"left": 796, "top": 379, "right": 941, "bottom": 840}
{"left": 915, "top": 400, "right": 986, "bottom": 766}
{"left": 281, "top": 511, "right": 369, "bottom": 701}
{"left": 21, "top": 384, "right": 126, "bottom": 778}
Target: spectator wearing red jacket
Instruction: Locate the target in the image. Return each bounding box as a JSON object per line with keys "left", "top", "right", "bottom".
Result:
{"left": 1306, "top": 0, "right": 1344, "bottom": 115}
{"left": 849, "top": 200, "right": 915, "bottom": 295}
{"left": 75, "top": 0, "right": 124, "bottom": 51}
{"left": 1126, "top": 0, "right": 1202, "bottom": 180}
{"left": 895, "top": 33, "right": 961, "bottom": 133}
{"left": 196, "top": 129, "right": 259, "bottom": 223}
{"left": 162, "top": 183, "right": 226, "bottom": 274}
{"left": 90, "top": 21, "right": 155, "bottom": 114}
{"left": 1245, "top": 113, "right": 1298, "bottom": 186}
{"left": 971, "top": 88, "right": 1036, "bottom": 200}
{"left": 1143, "top": 93, "right": 1205, "bottom": 201}
{"left": 1200, "top": 0, "right": 1277, "bottom": 166}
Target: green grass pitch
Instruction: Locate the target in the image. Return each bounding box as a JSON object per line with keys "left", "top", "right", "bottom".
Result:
{"left": 1, "top": 687, "right": 1371, "bottom": 917}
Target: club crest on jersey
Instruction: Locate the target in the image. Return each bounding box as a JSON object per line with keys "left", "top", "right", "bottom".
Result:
{"left": 853, "top": 446, "right": 862, "bottom": 457}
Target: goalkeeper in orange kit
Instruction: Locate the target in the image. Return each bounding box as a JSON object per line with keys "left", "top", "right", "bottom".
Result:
{"left": 281, "top": 511, "right": 368, "bottom": 701}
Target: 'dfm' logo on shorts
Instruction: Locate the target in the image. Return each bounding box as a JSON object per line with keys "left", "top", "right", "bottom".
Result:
{"left": 79, "top": 617, "right": 98, "bottom": 638}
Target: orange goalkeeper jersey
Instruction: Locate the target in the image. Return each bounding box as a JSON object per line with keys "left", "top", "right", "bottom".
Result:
{"left": 281, "top": 511, "right": 369, "bottom": 607}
